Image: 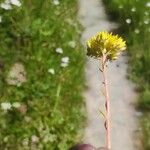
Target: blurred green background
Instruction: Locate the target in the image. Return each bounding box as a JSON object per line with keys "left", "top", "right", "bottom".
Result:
{"left": 104, "top": 0, "right": 150, "bottom": 149}
{"left": 0, "top": 0, "right": 85, "bottom": 149}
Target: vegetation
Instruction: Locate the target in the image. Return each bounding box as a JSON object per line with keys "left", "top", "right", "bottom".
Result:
{"left": 103, "top": 0, "right": 150, "bottom": 149}
{"left": 0, "top": 0, "right": 85, "bottom": 149}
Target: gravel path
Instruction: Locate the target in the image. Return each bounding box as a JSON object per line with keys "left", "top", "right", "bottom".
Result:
{"left": 78, "top": 0, "right": 140, "bottom": 150}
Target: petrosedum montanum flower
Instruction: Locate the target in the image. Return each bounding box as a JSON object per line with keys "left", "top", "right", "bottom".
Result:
{"left": 86, "top": 31, "right": 126, "bottom": 60}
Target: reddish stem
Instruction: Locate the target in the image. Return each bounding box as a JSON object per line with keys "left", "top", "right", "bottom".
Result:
{"left": 101, "top": 55, "right": 111, "bottom": 150}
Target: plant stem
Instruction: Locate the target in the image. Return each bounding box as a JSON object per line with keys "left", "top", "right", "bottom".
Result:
{"left": 101, "top": 55, "right": 111, "bottom": 150}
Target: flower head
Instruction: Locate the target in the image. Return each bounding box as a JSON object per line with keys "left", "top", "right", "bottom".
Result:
{"left": 55, "top": 47, "right": 63, "bottom": 54}
{"left": 86, "top": 31, "right": 126, "bottom": 60}
{"left": 61, "top": 57, "right": 69, "bottom": 67}
{"left": 48, "top": 68, "right": 55, "bottom": 75}
{"left": 53, "top": 0, "right": 60, "bottom": 5}
{"left": 0, "top": 2, "right": 12, "bottom": 10}
{"left": 1, "top": 102, "right": 12, "bottom": 110}
{"left": 131, "top": 7, "right": 136, "bottom": 12}
{"left": 10, "top": 0, "right": 21, "bottom": 7}
{"left": 126, "top": 18, "right": 132, "bottom": 24}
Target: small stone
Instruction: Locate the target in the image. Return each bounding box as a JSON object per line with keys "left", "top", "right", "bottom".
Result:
{"left": 6, "top": 63, "right": 27, "bottom": 86}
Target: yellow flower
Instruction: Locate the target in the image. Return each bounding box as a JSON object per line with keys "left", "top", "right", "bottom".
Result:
{"left": 86, "top": 31, "right": 126, "bottom": 60}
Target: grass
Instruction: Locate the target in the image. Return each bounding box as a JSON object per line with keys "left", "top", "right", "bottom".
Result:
{"left": 0, "top": 0, "right": 85, "bottom": 149}
{"left": 103, "top": 0, "right": 150, "bottom": 149}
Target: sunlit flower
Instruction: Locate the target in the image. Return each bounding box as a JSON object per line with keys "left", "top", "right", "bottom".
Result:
{"left": 68, "top": 41, "right": 76, "bottom": 48}
{"left": 86, "top": 31, "right": 126, "bottom": 60}
{"left": 48, "top": 68, "right": 55, "bottom": 75}
{"left": 0, "top": 0, "right": 21, "bottom": 9}
{"left": 134, "top": 29, "right": 140, "bottom": 34}
{"left": 61, "top": 57, "right": 69, "bottom": 67}
{"left": 53, "top": 0, "right": 60, "bottom": 5}
{"left": 12, "top": 102, "right": 21, "bottom": 108}
{"left": 126, "top": 18, "right": 132, "bottom": 24}
{"left": 61, "top": 62, "right": 68, "bottom": 67}
{"left": 146, "top": 2, "right": 150, "bottom": 7}
{"left": 1, "top": 102, "right": 12, "bottom": 110}
{"left": 55, "top": 47, "right": 63, "bottom": 54}
{"left": 61, "top": 57, "right": 69, "bottom": 63}
{"left": 0, "top": 2, "right": 12, "bottom": 10}
{"left": 10, "top": 0, "right": 21, "bottom": 6}
{"left": 131, "top": 7, "right": 136, "bottom": 12}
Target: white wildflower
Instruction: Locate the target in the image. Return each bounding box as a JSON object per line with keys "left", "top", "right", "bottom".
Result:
{"left": 55, "top": 47, "right": 63, "bottom": 54}
{"left": 48, "top": 68, "right": 55, "bottom": 75}
{"left": 12, "top": 102, "right": 21, "bottom": 108}
{"left": 0, "top": 2, "right": 12, "bottom": 10}
{"left": 144, "top": 20, "right": 149, "bottom": 24}
{"left": 53, "top": 0, "right": 60, "bottom": 5}
{"left": 126, "top": 18, "right": 132, "bottom": 24}
{"left": 146, "top": 2, "right": 150, "bottom": 7}
{"left": 61, "top": 57, "right": 69, "bottom": 68}
{"left": 1, "top": 102, "right": 12, "bottom": 110}
{"left": 134, "top": 29, "right": 140, "bottom": 34}
{"left": 31, "top": 135, "right": 39, "bottom": 143}
{"left": 61, "top": 62, "right": 68, "bottom": 68}
{"left": 68, "top": 41, "right": 76, "bottom": 48}
{"left": 10, "top": 0, "right": 21, "bottom": 7}
{"left": 131, "top": 7, "right": 136, "bottom": 12}
{"left": 61, "top": 57, "right": 69, "bottom": 63}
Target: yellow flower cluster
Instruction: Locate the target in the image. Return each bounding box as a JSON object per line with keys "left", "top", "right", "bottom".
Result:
{"left": 86, "top": 31, "right": 126, "bottom": 60}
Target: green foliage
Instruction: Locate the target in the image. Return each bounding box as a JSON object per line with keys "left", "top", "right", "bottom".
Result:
{"left": 139, "top": 90, "right": 150, "bottom": 110}
{"left": 104, "top": 0, "right": 150, "bottom": 111}
{"left": 0, "top": 0, "right": 85, "bottom": 149}
{"left": 104, "top": 0, "right": 150, "bottom": 149}
{"left": 142, "top": 115, "right": 150, "bottom": 150}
